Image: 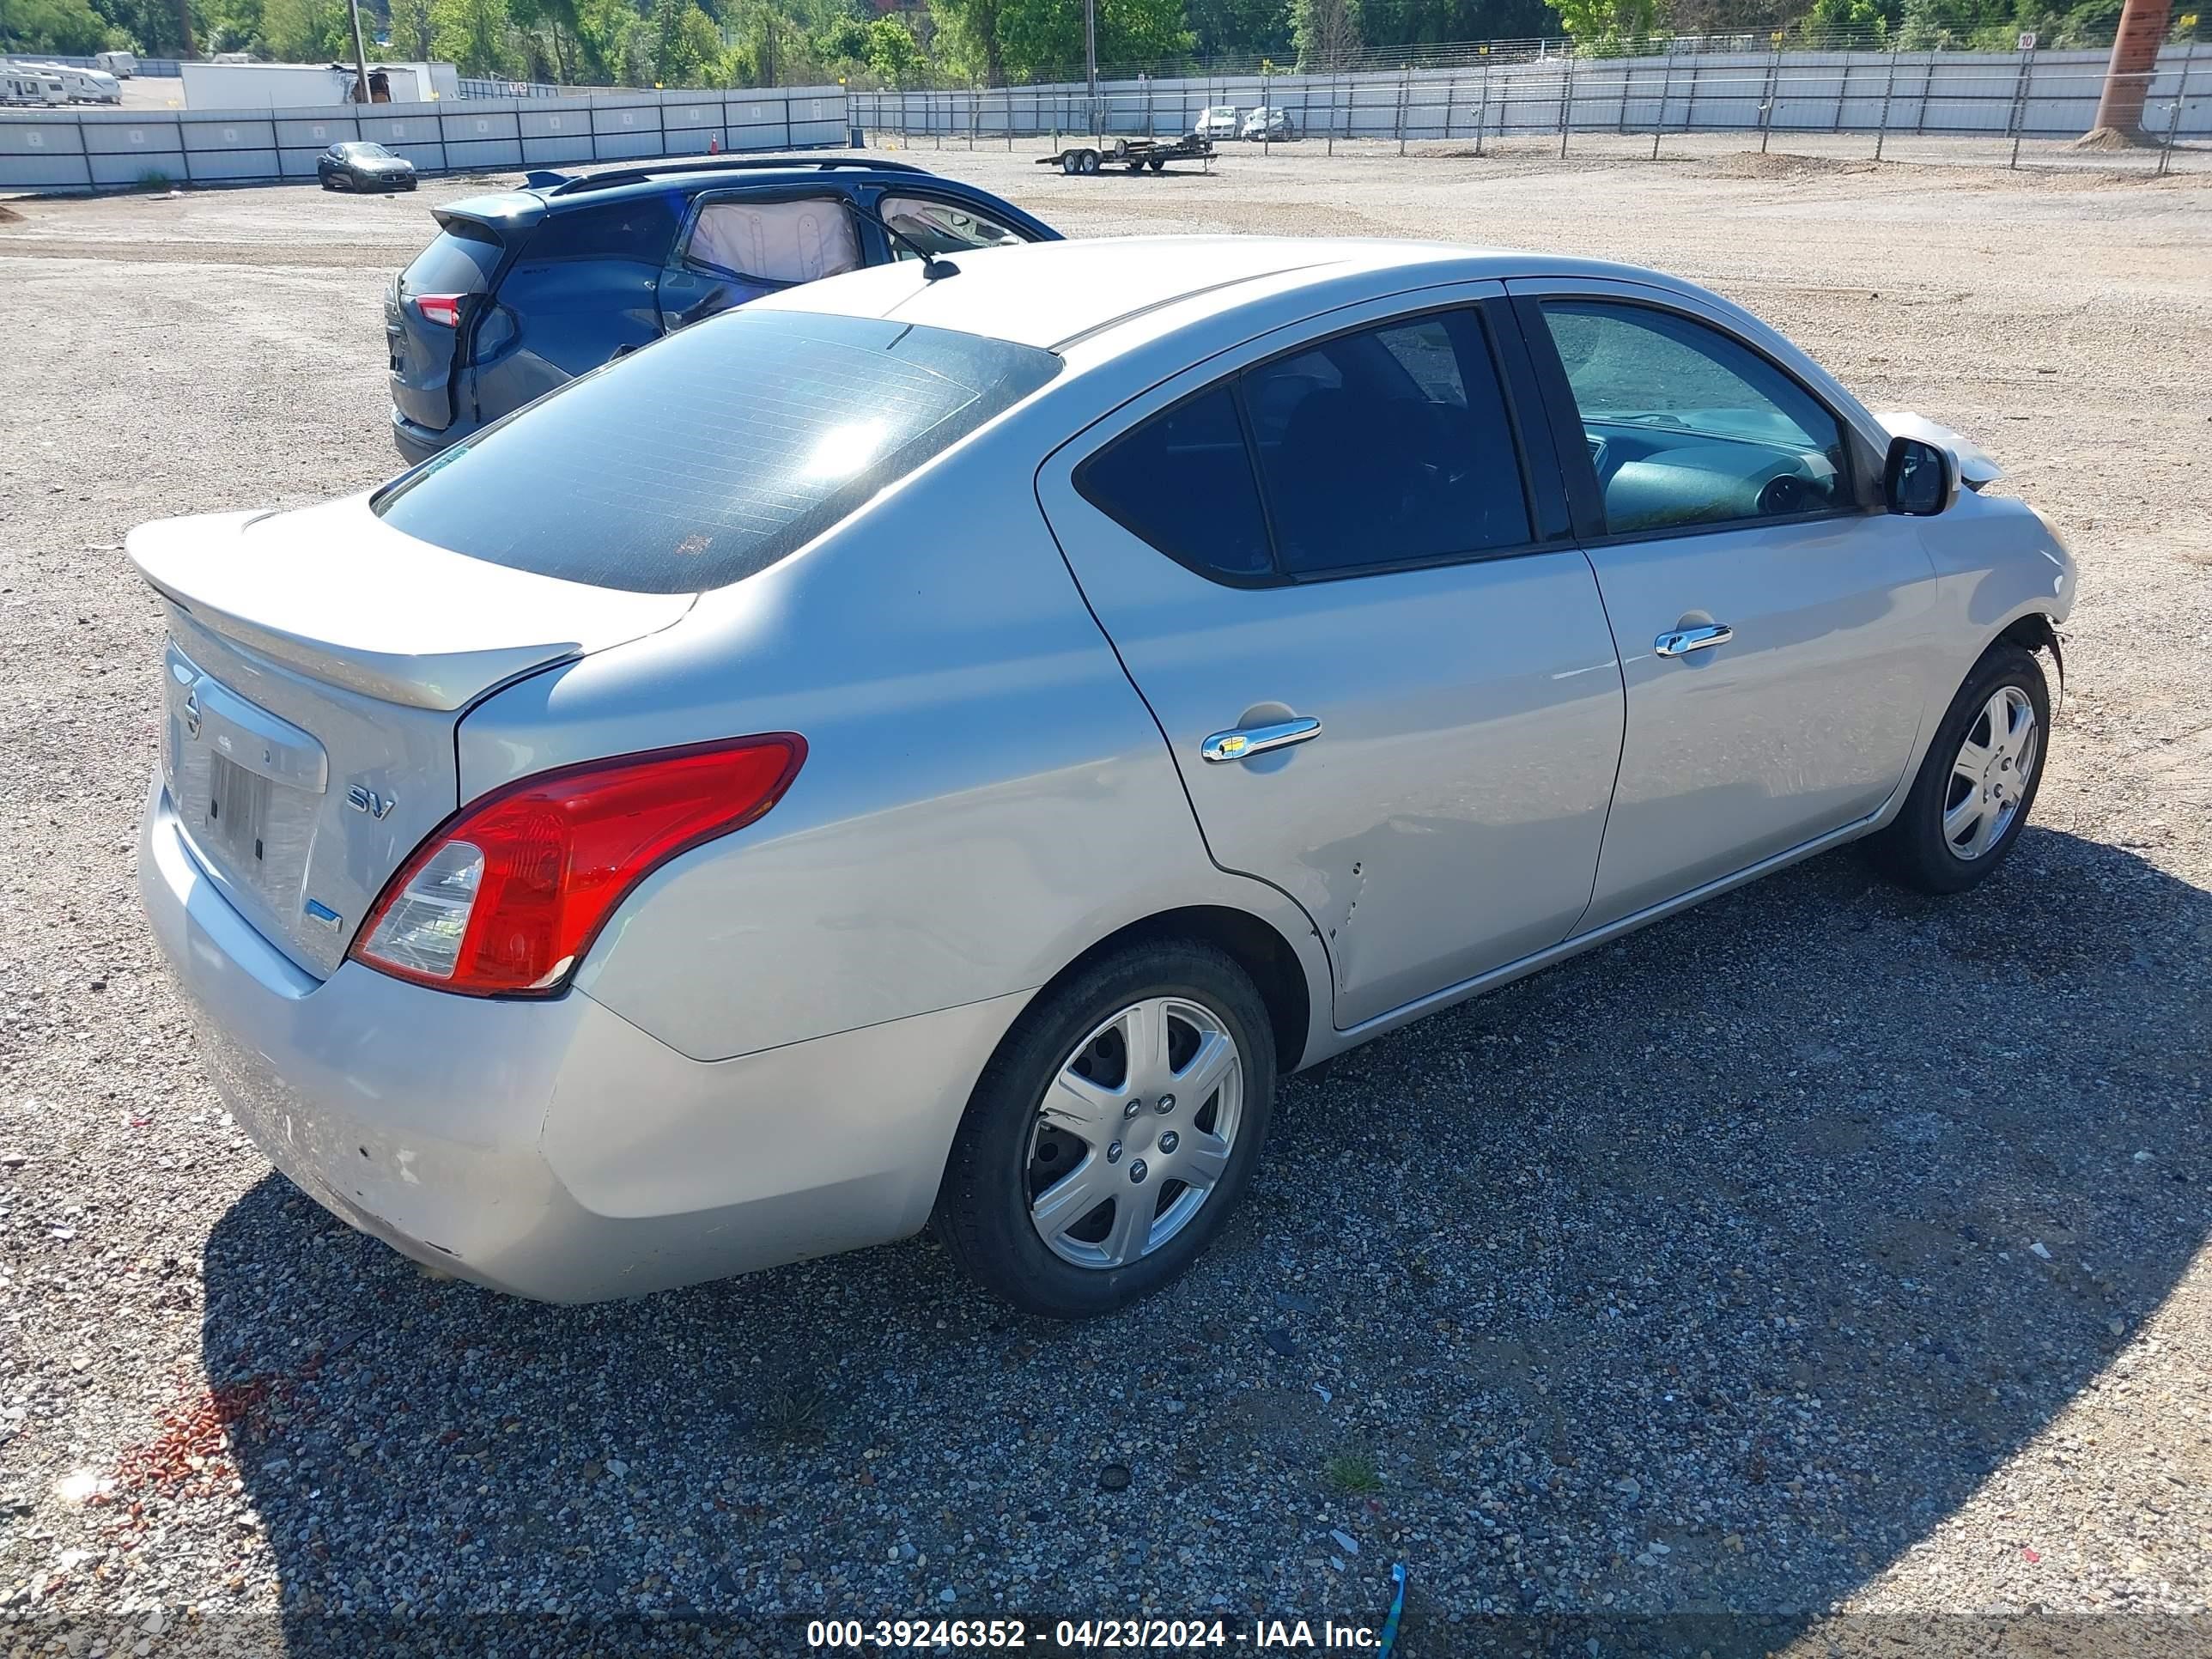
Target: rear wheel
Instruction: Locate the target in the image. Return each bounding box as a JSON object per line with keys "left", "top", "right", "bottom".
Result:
{"left": 1148, "top": 157, "right": 1165, "bottom": 172}
{"left": 935, "top": 942, "right": 1276, "bottom": 1319}
{"left": 1869, "top": 642, "right": 2049, "bottom": 894}
{"left": 1060, "top": 150, "right": 1080, "bottom": 174}
{"left": 1079, "top": 148, "right": 1101, "bottom": 173}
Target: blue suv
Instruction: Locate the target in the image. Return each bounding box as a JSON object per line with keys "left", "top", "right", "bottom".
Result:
{"left": 386, "top": 155, "right": 1061, "bottom": 465}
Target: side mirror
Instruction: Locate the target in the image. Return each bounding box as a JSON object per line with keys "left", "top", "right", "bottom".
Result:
{"left": 1886, "top": 435, "right": 1957, "bottom": 516}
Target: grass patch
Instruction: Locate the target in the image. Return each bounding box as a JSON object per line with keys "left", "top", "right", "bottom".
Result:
{"left": 756, "top": 1375, "right": 835, "bottom": 1444}
{"left": 1322, "top": 1444, "right": 1382, "bottom": 1497}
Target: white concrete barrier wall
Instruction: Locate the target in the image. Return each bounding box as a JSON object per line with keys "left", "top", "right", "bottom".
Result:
{"left": 0, "top": 84, "right": 850, "bottom": 194}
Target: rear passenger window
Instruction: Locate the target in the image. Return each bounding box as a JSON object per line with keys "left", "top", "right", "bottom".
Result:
{"left": 531, "top": 194, "right": 684, "bottom": 265}
{"left": 684, "top": 196, "right": 861, "bottom": 285}
{"left": 1078, "top": 386, "right": 1272, "bottom": 580}
{"left": 1245, "top": 313, "right": 1529, "bottom": 574}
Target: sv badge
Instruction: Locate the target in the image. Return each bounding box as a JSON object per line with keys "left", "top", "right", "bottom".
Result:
{"left": 346, "top": 785, "right": 398, "bottom": 821}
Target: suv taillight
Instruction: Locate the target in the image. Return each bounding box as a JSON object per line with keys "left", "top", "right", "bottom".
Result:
{"left": 350, "top": 736, "right": 805, "bottom": 997}
{"left": 411, "top": 293, "right": 464, "bottom": 328}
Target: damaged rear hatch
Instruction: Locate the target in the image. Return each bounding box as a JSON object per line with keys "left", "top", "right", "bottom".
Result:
{"left": 386, "top": 193, "right": 543, "bottom": 435}
{"left": 133, "top": 497, "right": 690, "bottom": 978}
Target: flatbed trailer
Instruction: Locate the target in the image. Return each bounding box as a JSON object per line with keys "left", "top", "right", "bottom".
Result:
{"left": 1036, "top": 135, "right": 1215, "bottom": 176}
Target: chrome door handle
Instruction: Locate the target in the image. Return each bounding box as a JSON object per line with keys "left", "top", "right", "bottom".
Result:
{"left": 1654, "top": 623, "right": 1734, "bottom": 658}
{"left": 1200, "top": 716, "right": 1322, "bottom": 763}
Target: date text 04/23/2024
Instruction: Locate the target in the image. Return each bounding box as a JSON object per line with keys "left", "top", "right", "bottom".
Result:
{"left": 805, "top": 1618, "right": 1389, "bottom": 1650}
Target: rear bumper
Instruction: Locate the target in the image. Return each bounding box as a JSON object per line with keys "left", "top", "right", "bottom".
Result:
{"left": 138, "top": 773, "right": 1025, "bottom": 1302}
{"left": 390, "top": 408, "right": 471, "bottom": 466}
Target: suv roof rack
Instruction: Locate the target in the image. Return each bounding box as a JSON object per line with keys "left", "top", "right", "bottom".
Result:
{"left": 541, "top": 155, "right": 929, "bottom": 196}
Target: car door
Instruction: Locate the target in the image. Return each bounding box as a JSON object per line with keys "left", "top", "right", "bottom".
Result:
{"left": 1037, "top": 289, "right": 1626, "bottom": 1030}
{"left": 654, "top": 190, "right": 864, "bottom": 331}
{"left": 1509, "top": 281, "right": 1941, "bottom": 929}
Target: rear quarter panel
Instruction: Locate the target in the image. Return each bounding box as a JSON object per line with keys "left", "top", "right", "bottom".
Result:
{"left": 456, "top": 410, "right": 1329, "bottom": 1064}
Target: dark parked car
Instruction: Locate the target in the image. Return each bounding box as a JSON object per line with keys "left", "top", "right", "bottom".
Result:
{"left": 319, "top": 142, "right": 418, "bottom": 192}
{"left": 385, "top": 155, "right": 1061, "bottom": 464}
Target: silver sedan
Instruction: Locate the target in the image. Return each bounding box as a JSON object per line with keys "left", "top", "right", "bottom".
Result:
{"left": 133, "top": 237, "right": 2075, "bottom": 1318}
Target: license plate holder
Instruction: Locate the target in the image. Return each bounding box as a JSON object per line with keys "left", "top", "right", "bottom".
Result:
{"left": 206, "top": 753, "right": 274, "bottom": 870}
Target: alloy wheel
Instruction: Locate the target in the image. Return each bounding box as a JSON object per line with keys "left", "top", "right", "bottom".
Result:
{"left": 1942, "top": 684, "right": 2039, "bottom": 860}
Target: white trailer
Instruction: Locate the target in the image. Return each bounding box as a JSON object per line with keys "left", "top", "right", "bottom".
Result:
{"left": 178, "top": 59, "right": 454, "bottom": 108}
{"left": 0, "top": 67, "right": 66, "bottom": 106}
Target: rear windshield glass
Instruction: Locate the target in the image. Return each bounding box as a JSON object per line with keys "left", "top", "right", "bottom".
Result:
{"left": 374, "top": 309, "right": 1062, "bottom": 594}
{"left": 402, "top": 222, "right": 504, "bottom": 295}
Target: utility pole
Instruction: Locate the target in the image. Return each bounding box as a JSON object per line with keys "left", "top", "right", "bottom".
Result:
{"left": 1085, "top": 0, "right": 1097, "bottom": 136}
{"left": 2086, "top": 0, "right": 2174, "bottom": 141}
{"left": 346, "top": 0, "right": 372, "bottom": 105}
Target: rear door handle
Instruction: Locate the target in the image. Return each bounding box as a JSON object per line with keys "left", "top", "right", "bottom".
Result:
{"left": 1200, "top": 716, "right": 1322, "bottom": 763}
{"left": 1654, "top": 623, "right": 1734, "bottom": 658}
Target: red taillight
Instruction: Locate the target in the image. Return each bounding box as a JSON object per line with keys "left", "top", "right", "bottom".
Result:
{"left": 350, "top": 736, "right": 805, "bottom": 997}
{"left": 411, "top": 293, "right": 464, "bottom": 328}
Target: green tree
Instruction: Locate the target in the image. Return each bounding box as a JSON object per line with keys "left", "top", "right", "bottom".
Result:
{"left": 864, "top": 12, "right": 922, "bottom": 80}
{"left": 1547, "top": 0, "right": 1658, "bottom": 53}
{"left": 261, "top": 0, "right": 347, "bottom": 58}
{"left": 1361, "top": 0, "right": 1548, "bottom": 48}
{"left": 1795, "top": 0, "right": 1889, "bottom": 40}
{"left": 431, "top": 0, "right": 520, "bottom": 76}
{"left": 389, "top": 0, "right": 435, "bottom": 54}
{"left": 1291, "top": 0, "right": 1359, "bottom": 67}
{"left": 929, "top": 0, "right": 1008, "bottom": 82}
{"left": 0, "top": 0, "right": 120, "bottom": 51}
{"left": 1187, "top": 0, "right": 1291, "bottom": 59}
{"left": 570, "top": 0, "right": 641, "bottom": 82}
{"left": 992, "top": 0, "right": 1191, "bottom": 78}
{"left": 651, "top": 0, "right": 721, "bottom": 82}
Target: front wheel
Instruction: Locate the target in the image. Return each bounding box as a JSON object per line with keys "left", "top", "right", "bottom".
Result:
{"left": 1869, "top": 641, "right": 2050, "bottom": 894}
{"left": 935, "top": 943, "right": 1276, "bottom": 1319}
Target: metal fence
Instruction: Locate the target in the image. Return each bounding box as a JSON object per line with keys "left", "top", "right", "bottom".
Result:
{"left": 0, "top": 84, "right": 848, "bottom": 193}
{"left": 854, "top": 44, "right": 2208, "bottom": 173}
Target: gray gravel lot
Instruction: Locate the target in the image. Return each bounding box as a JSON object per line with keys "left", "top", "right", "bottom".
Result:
{"left": 1, "top": 149, "right": 2209, "bottom": 1656}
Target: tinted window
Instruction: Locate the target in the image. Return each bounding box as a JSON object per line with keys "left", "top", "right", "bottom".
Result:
{"left": 1245, "top": 313, "right": 1530, "bottom": 574}
{"left": 399, "top": 222, "right": 505, "bottom": 295}
{"left": 375, "top": 309, "right": 1061, "bottom": 595}
{"left": 1078, "top": 386, "right": 1271, "bottom": 580}
{"left": 1540, "top": 301, "right": 1851, "bottom": 535}
{"left": 532, "top": 193, "right": 685, "bottom": 265}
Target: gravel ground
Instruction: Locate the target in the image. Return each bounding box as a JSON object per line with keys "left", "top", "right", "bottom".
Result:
{"left": 2, "top": 149, "right": 2209, "bottom": 1656}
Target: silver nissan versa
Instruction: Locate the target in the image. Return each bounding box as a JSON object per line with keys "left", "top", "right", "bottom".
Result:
{"left": 135, "top": 236, "right": 2075, "bottom": 1318}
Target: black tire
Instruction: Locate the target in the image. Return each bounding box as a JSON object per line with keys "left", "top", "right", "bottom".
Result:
{"left": 1148, "top": 157, "right": 1165, "bottom": 171}
{"left": 1060, "top": 151, "right": 1080, "bottom": 174}
{"left": 1869, "top": 641, "right": 2050, "bottom": 895}
{"left": 935, "top": 942, "right": 1277, "bottom": 1319}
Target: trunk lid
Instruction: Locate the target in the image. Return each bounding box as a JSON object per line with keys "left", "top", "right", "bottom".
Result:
{"left": 386, "top": 195, "right": 543, "bottom": 433}
{"left": 132, "top": 498, "right": 692, "bottom": 978}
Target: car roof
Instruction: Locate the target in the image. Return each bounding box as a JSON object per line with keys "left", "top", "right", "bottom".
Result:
{"left": 745, "top": 234, "right": 1672, "bottom": 355}
{"left": 439, "top": 157, "right": 1024, "bottom": 237}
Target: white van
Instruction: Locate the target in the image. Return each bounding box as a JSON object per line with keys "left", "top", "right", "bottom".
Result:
{"left": 0, "top": 68, "right": 67, "bottom": 106}
{"left": 94, "top": 49, "right": 138, "bottom": 77}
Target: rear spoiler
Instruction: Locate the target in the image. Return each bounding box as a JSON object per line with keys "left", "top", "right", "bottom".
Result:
{"left": 431, "top": 191, "right": 547, "bottom": 238}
